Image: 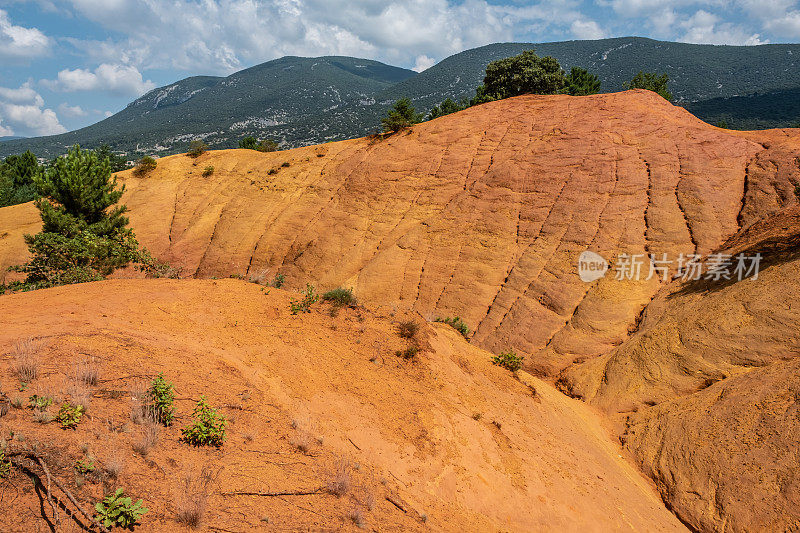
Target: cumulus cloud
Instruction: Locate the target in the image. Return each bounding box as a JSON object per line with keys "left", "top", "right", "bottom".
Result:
{"left": 58, "top": 0, "right": 593, "bottom": 75}
{"left": 679, "top": 10, "right": 767, "bottom": 45}
{"left": 0, "top": 8, "right": 51, "bottom": 59}
{"left": 412, "top": 55, "right": 436, "bottom": 72}
{"left": 43, "top": 63, "right": 156, "bottom": 96}
{"left": 571, "top": 20, "right": 607, "bottom": 39}
{"left": 0, "top": 82, "right": 66, "bottom": 136}
{"left": 58, "top": 103, "right": 87, "bottom": 117}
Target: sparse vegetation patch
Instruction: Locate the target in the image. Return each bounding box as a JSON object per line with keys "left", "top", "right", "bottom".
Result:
{"left": 181, "top": 396, "right": 226, "bottom": 447}
{"left": 492, "top": 349, "right": 524, "bottom": 372}
{"left": 435, "top": 316, "right": 470, "bottom": 338}
{"left": 95, "top": 488, "right": 148, "bottom": 529}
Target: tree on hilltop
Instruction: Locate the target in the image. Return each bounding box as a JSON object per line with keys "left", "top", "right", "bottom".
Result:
{"left": 0, "top": 150, "right": 39, "bottom": 207}
{"left": 381, "top": 98, "right": 423, "bottom": 133}
{"left": 9, "top": 145, "right": 151, "bottom": 291}
{"left": 480, "top": 50, "right": 566, "bottom": 101}
{"left": 563, "top": 67, "right": 601, "bottom": 96}
{"left": 624, "top": 71, "right": 672, "bottom": 101}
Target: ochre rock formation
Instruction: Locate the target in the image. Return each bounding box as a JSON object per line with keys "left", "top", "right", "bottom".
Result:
{"left": 2, "top": 91, "right": 799, "bottom": 530}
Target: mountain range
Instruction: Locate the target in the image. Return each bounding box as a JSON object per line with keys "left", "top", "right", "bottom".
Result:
{"left": 1, "top": 36, "right": 799, "bottom": 158}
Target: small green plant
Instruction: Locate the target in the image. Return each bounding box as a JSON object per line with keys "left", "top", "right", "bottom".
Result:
{"left": 187, "top": 140, "right": 207, "bottom": 158}
{"left": 271, "top": 273, "right": 285, "bottom": 288}
{"left": 146, "top": 373, "right": 175, "bottom": 426}
{"left": 397, "top": 320, "right": 419, "bottom": 339}
{"left": 435, "top": 316, "right": 470, "bottom": 338}
{"left": 281, "top": 161, "right": 290, "bottom": 168}
{"left": 56, "top": 403, "right": 84, "bottom": 429}
{"left": 181, "top": 396, "right": 226, "bottom": 447}
{"left": 290, "top": 284, "right": 318, "bottom": 314}
{"left": 794, "top": 184, "right": 800, "bottom": 201}
{"left": 322, "top": 287, "right": 357, "bottom": 308}
{"left": 28, "top": 394, "right": 53, "bottom": 411}
{"left": 202, "top": 166, "right": 214, "bottom": 177}
{"left": 95, "top": 488, "right": 148, "bottom": 529}
{"left": 395, "top": 346, "right": 419, "bottom": 360}
{"left": 268, "top": 167, "right": 278, "bottom": 175}
{"left": 75, "top": 456, "right": 96, "bottom": 474}
{"left": 132, "top": 156, "right": 157, "bottom": 177}
{"left": 492, "top": 349, "right": 524, "bottom": 372}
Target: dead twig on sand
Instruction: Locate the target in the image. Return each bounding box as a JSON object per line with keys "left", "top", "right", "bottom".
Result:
{"left": 386, "top": 495, "right": 407, "bottom": 513}
{"left": 7, "top": 449, "right": 112, "bottom": 533}
{"left": 222, "top": 487, "right": 325, "bottom": 497}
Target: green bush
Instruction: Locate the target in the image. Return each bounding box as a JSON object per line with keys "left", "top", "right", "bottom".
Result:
{"left": 435, "top": 316, "right": 470, "bottom": 338}
{"left": 239, "top": 137, "right": 278, "bottom": 152}
{"left": 95, "top": 488, "right": 148, "bottom": 529}
{"left": 182, "top": 396, "right": 226, "bottom": 447}
{"left": 381, "top": 98, "right": 423, "bottom": 133}
{"left": 132, "top": 156, "right": 156, "bottom": 177}
{"left": 322, "top": 287, "right": 357, "bottom": 308}
{"left": 481, "top": 50, "right": 565, "bottom": 100}
{"left": 187, "top": 140, "right": 207, "bottom": 158}
{"left": 271, "top": 273, "right": 285, "bottom": 288}
{"left": 8, "top": 145, "right": 152, "bottom": 292}
{"left": 0, "top": 150, "right": 39, "bottom": 208}
{"left": 492, "top": 349, "right": 524, "bottom": 372}
{"left": 202, "top": 166, "right": 214, "bottom": 177}
{"left": 623, "top": 71, "right": 672, "bottom": 101}
{"left": 146, "top": 372, "right": 175, "bottom": 426}
{"left": 395, "top": 345, "right": 419, "bottom": 359}
{"left": 563, "top": 67, "right": 601, "bottom": 96}
{"left": 427, "top": 98, "right": 468, "bottom": 120}
{"left": 238, "top": 136, "right": 258, "bottom": 150}
{"left": 28, "top": 394, "right": 53, "bottom": 411}
{"left": 56, "top": 403, "right": 85, "bottom": 429}
{"left": 290, "top": 284, "right": 318, "bottom": 314}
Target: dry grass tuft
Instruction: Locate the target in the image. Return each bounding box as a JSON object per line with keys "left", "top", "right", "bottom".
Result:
{"left": 75, "top": 358, "right": 100, "bottom": 386}
{"left": 132, "top": 423, "right": 159, "bottom": 457}
{"left": 348, "top": 506, "right": 366, "bottom": 528}
{"left": 11, "top": 338, "right": 45, "bottom": 382}
{"left": 175, "top": 467, "right": 217, "bottom": 528}
{"left": 397, "top": 320, "right": 419, "bottom": 339}
{"left": 104, "top": 451, "right": 126, "bottom": 479}
{"left": 327, "top": 458, "right": 351, "bottom": 497}
{"left": 65, "top": 381, "right": 92, "bottom": 413}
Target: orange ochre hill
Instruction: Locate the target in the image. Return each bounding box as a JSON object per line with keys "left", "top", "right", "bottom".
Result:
{"left": 1, "top": 90, "right": 799, "bottom": 532}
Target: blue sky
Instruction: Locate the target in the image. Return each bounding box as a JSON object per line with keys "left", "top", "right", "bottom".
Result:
{"left": 1, "top": 0, "right": 799, "bottom": 137}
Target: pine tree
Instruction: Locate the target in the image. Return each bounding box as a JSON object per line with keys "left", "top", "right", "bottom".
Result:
{"left": 623, "top": 71, "right": 672, "bottom": 101}
{"left": 563, "top": 67, "right": 601, "bottom": 96}
{"left": 9, "top": 145, "right": 151, "bottom": 290}
{"left": 381, "top": 98, "right": 423, "bottom": 133}
{"left": 0, "top": 151, "right": 39, "bottom": 207}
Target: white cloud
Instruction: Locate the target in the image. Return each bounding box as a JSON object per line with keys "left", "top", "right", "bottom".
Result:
{"left": 0, "top": 83, "right": 66, "bottom": 136}
{"left": 763, "top": 10, "right": 800, "bottom": 37}
{"left": 679, "top": 9, "right": 767, "bottom": 45}
{"left": 43, "top": 63, "right": 156, "bottom": 96}
{"left": 412, "top": 55, "right": 436, "bottom": 72}
{"left": 0, "top": 82, "right": 44, "bottom": 107}
{"left": 58, "top": 103, "right": 87, "bottom": 117}
{"left": 571, "top": 20, "right": 607, "bottom": 39}
{"left": 58, "top": 0, "right": 591, "bottom": 75}
{"left": 0, "top": 8, "right": 50, "bottom": 59}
